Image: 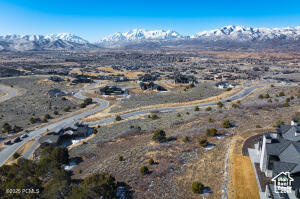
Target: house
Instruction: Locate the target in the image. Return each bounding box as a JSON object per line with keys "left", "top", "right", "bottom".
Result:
{"left": 139, "top": 81, "right": 167, "bottom": 92}
{"left": 138, "top": 73, "right": 159, "bottom": 82}
{"left": 38, "top": 121, "right": 92, "bottom": 147}
{"left": 48, "top": 88, "right": 66, "bottom": 98}
{"left": 71, "top": 75, "right": 93, "bottom": 84}
{"left": 99, "top": 86, "right": 125, "bottom": 95}
{"left": 173, "top": 73, "right": 198, "bottom": 84}
{"left": 256, "top": 119, "right": 300, "bottom": 198}
{"left": 38, "top": 135, "right": 62, "bottom": 147}
{"left": 48, "top": 76, "right": 64, "bottom": 82}
{"left": 215, "top": 81, "right": 236, "bottom": 89}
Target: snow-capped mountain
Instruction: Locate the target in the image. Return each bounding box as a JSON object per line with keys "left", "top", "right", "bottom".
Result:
{"left": 1, "top": 25, "right": 300, "bottom": 51}
{"left": 45, "top": 33, "right": 89, "bottom": 44}
{"left": 98, "top": 29, "right": 183, "bottom": 43}
{"left": 0, "top": 33, "right": 95, "bottom": 51}
{"left": 192, "top": 25, "right": 300, "bottom": 41}
{"left": 0, "top": 33, "right": 88, "bottom": 44}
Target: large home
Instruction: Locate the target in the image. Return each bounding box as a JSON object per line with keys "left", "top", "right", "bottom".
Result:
{"left": 38, "top": 121, "right": 92, "bottom": 147}
{"left": 139, "top": 81, "right": 167, "bottom": 92}
{"left": 99, "top": 85, "right": 125, "bottom": 95}
{"left": 256, "top": 119, "right": 300, "bottom": 198}
{"left": 173, "top": 73, "right": 198, "bottom": 84}
{"left": 215, "top": 81, "right": 236, "bottom": 89}
{"left": 48, "top": 88, "right": 66, "bottom": 98}
{"left": 48, "top": 76, "right": 64, "bottom": 82}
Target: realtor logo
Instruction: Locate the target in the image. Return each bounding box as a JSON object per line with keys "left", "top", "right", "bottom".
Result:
{"left": 271, "top": 172, "right": 294, "bottom": 193}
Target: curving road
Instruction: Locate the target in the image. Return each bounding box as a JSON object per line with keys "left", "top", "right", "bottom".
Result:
{"left": 0, "top": 81, "right": 109, "bottom": 165}
{"left": 0, "top": 83, "right": 261, "bottom": 166}
{"left": 0, "top": 87, "right": 17, "bottom": 102}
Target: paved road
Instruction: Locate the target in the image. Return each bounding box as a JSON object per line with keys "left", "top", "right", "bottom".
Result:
{"left": 0, "top": 82, "right": 109, "bottom": 165}
{"left": 0, "top": 87, "right": 17, "bottom": 102}
{"left": 0, "top": 84, "right": 261, "bottom": 165}
{"left": 89, "top": 85, "right": 262, "bottom": 126}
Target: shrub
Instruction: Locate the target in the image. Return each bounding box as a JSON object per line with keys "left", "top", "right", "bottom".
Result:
{"left": 189, "top": 83, "right": 195, "bottom": 88}
{"left": 278, "top": 92, "right": 285, "bottom": 97}
{"left": 93, "top": 128, "right": 98, "bottom": 134}
{"left": 208, "top": 118, "right": 213, "bottom": 123}
{"left": 115, "top": 115, "right": 122, "bottom": 121}
{"left": 148, "top": 158, "right": 154, "bottom": 165}
{"left": 80, "top": 103, "right": 87, "bottom": 108}
{"left": 286, "top": 98, "right": 290, "bottom": 103}
{"left": 151, "top": 114, "right": 159, "bottom": 120}
{"left": 258, "top": 94, "right": 264, "bottom": 99}
{"left": 205, "top": 107, "right": 212, "bottom": 111}
{"left": 237, "top": 100, "right": 241, "bottom": 104}
{"left": 64, "top": 106, "right": 71, "bottom": 112}
{"left": 267, "top": 99, "right": 272, "bottom": 103}
{"left": 198, "top": 137, "right": 208, "bottom": 147}
{"left": 177, "top": 113, "right": 181, "bottom": 117}
{"left": 2, "top": 123, "right": 12, "bottom": 133}
{"left": 194, "top": 106, "right": 199, "bottom": 111}
{"left": 291, "top": 96, "right": 295, "bottom": 100}
{"left": 283, "top": 102, "right": 290, "bottom": 107}
{"left": 30, "top": 117, "right": 41, "bottom": 124}
{"left": 83, "top": 98, "right": 93, "bottom": 105}
{"left": 217, "top": 101, "right": 223, "bottom": 108}
{"left": 118, "top": 156, "right": 123, "bottom": 161}
{"left": 232, "top": 104, "right": 238, "bottom": 108}
{"left": 140, "top": 166, "right": 149, "bottom": 175}
{"left": 13, "top": 152, "right": 20, "bottom": 159}
{"left": 54, "top": 111, "right": 59, "bottom": 115}
{"left": 152, "top": 129, "right": 166, "bottom": 143}
{"left": 264, "top": 93, "right": 270, "bottom": 98}
{"left": 226, "top": 88, "right": 232, "bottom": 91}
{"left": 206, "top": 128, "right": 217, "bottom": 137}
{"left": 44, "top": 114, "right": 51, "bottom": 120}
{"left": 275, "top": 98, "right": 279, "bottom": 102}
{"left": 186, "top": 112, "right": 190, "bottom": 115}
{"left": 191, "top": 181, "right": 204, "bottom": 194}
{"left": 62, "top": 97, "right": 67, "bottom": 101}
{"left": 13, "top": 125, "right": 23, "bottom": 133}
{"left": 223, "top": 120, "right": 233, "bottom": 128}
{"left": 184, "top": 136, "right": 189, "bottom": 142}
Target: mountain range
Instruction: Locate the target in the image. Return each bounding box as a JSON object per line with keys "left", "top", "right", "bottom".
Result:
{"left": 1, "top": 25, "right": 300, "bottom": 51}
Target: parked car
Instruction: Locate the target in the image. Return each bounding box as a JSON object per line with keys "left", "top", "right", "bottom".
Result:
{"left": 4, "top": 140, "right": 12, "bottom": 145}
{"left": 21, "top": 134, "right": 28, "bottom": 139}
{"left": 13, "top": 137, "right": 21, "bottom": 143}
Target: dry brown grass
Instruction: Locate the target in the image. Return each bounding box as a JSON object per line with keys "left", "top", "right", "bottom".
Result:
{"left": 232, "top": 155, "right": 260, "bottom": 199}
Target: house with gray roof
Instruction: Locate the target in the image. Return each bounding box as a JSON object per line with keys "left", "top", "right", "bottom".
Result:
{"left": 256, "top": 120, "right": 300, "bottom": 198}
{"left": 38, "top": 121, "right": 92, "bottom": 147}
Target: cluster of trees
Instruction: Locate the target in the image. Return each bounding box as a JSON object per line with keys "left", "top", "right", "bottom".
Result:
{"left": 0, "top": 146, "right": 122, "bottom": 199}
{"left": 80, "top": 98, "right": 93, "bottom": 108}
{"left": 1, "top": 123, "right": 22, "bottom": 134}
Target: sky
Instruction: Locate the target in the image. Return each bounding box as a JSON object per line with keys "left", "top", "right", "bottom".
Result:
{"left": 0, "top": 0, "right": 300, "bottom": 42}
